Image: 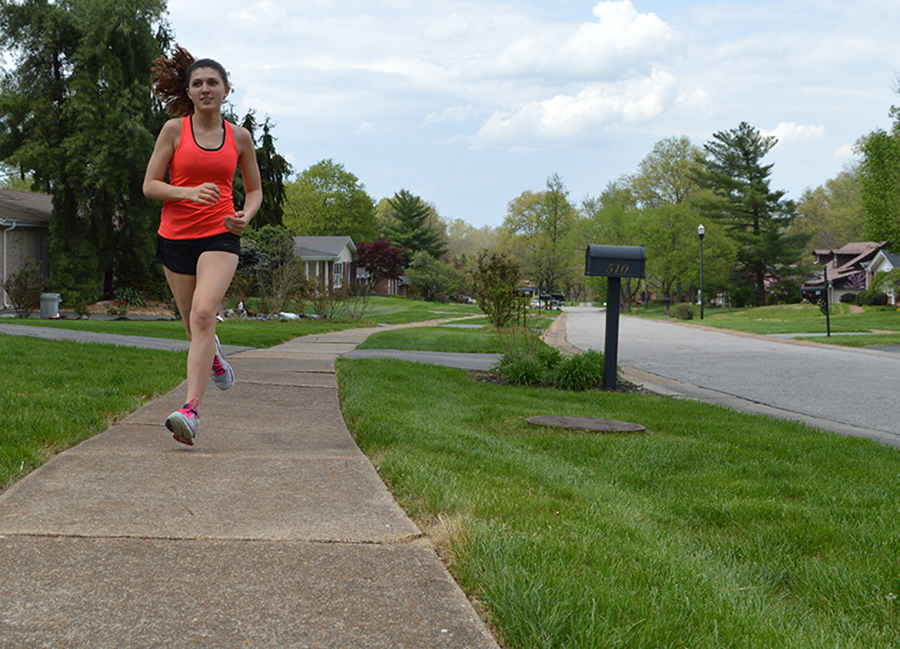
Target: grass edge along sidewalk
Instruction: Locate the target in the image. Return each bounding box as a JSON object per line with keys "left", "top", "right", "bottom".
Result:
{"left": 0, "top": 297, "right": 489, "bottom": 492}
{"left": 337, "top": 324, "right": 900, "bottom": 648}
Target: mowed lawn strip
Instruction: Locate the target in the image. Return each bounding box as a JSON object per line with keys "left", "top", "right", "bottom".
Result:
{"left": 338, "top": 355, "right": 900, "bottom": 648}
{"left": 2, "top": 295, "right": 485, "bottom": 346}
{"left": 0, "top": 336, "right": 186, "bottom": 490}
{"left": 355, "top": 326, "right": 506, "bottom": 354}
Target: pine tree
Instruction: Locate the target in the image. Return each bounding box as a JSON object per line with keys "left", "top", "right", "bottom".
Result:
{"left": 695, "top": 122, "right": 809, "bottom": 306}
{"left": 232, "top": 112, "right": 290, "bottom": 229}
{"left": 383, "top": 189, "right": 447, "bottom": 263}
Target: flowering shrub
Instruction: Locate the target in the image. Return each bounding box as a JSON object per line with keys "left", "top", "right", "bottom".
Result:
{"left": 106, "top": 300, "right": 128, "bottom": 318}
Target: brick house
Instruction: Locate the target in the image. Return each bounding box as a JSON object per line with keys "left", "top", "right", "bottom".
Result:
{"left": 1, "top": 189, "right": 52, "bottom": 308}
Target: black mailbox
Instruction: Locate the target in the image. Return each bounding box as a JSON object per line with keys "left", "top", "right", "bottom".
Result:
{"left": 801, "top": 286, "right": 825, "bottom": 302}
{"left": 585, "top": 245, "right": 646, "bottom": 279}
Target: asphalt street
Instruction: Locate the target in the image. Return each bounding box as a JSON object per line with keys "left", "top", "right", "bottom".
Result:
{"left": 563, "top": 306, "right": 900, "bottom": 447}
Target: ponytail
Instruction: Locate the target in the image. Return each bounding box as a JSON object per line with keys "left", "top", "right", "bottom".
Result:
{"left": 151, "top": 44, "right": 196, "bottom": 117}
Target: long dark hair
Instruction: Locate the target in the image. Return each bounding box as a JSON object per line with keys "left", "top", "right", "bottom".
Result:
{"left": 151, "top": 45, "right": 230, "bottom": 117}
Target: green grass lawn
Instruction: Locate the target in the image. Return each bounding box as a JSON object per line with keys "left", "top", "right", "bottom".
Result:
{"left": 355, "top": 326, "right": 506, "bottom": 354}
{"left": 0, "top": 336, "right": 186, "bottom": 490}
{"left": 2, "top": 295, "right": 486, "bottom": 348}
{"left": 338, "top": 356, "right": 900, "bottom": 648}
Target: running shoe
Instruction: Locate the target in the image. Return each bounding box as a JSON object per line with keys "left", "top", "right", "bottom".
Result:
{"left": 166, "top": 399, "right": 199, "bottom": 446}
{"left": 210, "top": 335, "right": 235, "bottom": 390}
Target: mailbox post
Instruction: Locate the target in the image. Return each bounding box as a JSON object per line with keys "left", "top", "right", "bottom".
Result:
{"left": 585, "top": 245, "right": 646, "bottom": 390}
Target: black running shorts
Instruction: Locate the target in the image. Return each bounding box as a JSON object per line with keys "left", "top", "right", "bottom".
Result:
{"left": 155, "top": 232, "right": 241, "bottom": 276}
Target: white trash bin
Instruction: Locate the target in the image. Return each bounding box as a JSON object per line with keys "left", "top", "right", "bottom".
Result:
{"left": 40, "top": 293, "right": 61, "bottom": 319}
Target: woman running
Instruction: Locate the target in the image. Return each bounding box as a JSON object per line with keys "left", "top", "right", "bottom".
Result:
{"left": 143, "top": 46, "right": 262, "bottom": 446}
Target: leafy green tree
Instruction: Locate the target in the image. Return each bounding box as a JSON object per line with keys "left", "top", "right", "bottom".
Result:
{"left": 501, "top": 174, "right": 578, "bottom": 296}
{"left": 859, "top": 97, "right": 900, "bottom": 244}
{"left": 284, "top": 159, "right": 376, "bottom": 242}
{"left": 628, "top": 135, "right": 705, "bottom": 208}
{"left": 570, "top": 182, "right": 640, "bottom": 304}
{"left": 695, "top": 122, "right": 810, "bottom": 306}
{"left": 637, "top": 206, "right": 735, "bottom": 305}
{"left": 794, "top": 166, "right": 866, "bottom": 253}
{"left": 0, "top": 0, "right": 169, "bottom": 304}
{"left": 383, "top": 189, "right": 448, "bottom": 262}
{"left": 446, "top": 218, "right": 498, "bottom": 262}
{"left": 405, "top": 250, "right": 464, "bottom": 302}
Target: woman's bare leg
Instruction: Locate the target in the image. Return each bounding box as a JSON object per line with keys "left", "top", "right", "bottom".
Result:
{"left": 165, "top": 251, "right": 238, "bottom": 408}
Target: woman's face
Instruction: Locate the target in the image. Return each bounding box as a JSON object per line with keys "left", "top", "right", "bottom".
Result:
{"left": 187, "top": 67, "right": 229, "bottom": 111}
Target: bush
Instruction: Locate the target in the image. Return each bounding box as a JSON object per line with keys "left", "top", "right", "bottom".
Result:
{"left": 494, "top": 327, "right": 556, "bottom": 386}
{"left": 669, "top": 303, "right": 694, "bottom": 320}
{"left": 553, "top": 350, "right": 605, "bottom": 391}
{"left": 1, "top": 256, "right": 43, "bottom": 318}
{"left": 840, "top": 293, "right": 857, "bottom": 304}
{"left": 494, "top": 328, "right": 609, "bottom": 390}
{"left": 470, "top": 252, "right": 520, "bottom": 328}
{"left": 236, "top": 226, "right": 308, "bottom": 315}
{"left": 856, "top": 289, "right": 889, "bottom": 306}
{"left": 494, "top": 350, "right": 547, "bottom": 386}
{"left": 115, "top": 287, "right": 147, "bottom": 308}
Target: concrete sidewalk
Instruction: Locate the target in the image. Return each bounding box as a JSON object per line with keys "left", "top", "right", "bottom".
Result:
{"left": 0, "top": 326, "right": 500, "bottom": 648}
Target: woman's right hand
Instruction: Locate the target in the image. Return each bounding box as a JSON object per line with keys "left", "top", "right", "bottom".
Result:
{"left": 185, "top": 183, "right": 221, "bottom": 205}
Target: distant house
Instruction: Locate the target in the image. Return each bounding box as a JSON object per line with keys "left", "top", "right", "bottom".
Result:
{"left": 807, "top": 242, "right": 888, "bottom": 303}
{"left": 863, "top": 248, "right": 900, "bottom": 305}
{"left": 356, "top": 268, "right": 408, "bottom": 296}
{"left": 292, "top": 236, "right": 358, "bottom": 290}
{"left": 1, "top": 189, "right": 52, "bottom": 308}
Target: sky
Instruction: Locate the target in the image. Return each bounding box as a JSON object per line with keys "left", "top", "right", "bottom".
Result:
{"left": 168, "top": 0, "right": 900, "bottom": 229}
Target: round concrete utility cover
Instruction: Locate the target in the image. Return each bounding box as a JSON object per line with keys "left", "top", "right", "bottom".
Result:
{"left": 526, "top": 416, "right": 645, "bottom": 433}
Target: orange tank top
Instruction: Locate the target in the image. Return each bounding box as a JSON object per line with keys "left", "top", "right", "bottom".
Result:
{"left": 158, "top": 116, "right": 240, "bottom": 240}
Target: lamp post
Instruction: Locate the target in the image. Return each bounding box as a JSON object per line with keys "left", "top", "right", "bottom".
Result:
{"left": 697, "top": 224, "right": 705, "bottom": 320}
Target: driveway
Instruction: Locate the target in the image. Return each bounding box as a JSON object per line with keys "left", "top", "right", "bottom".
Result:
{"left": 562, "top": 306, "right": 900, "bottom": 447}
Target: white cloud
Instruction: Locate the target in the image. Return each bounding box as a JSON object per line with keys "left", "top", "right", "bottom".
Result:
{"left": 473, "top": 70, "right": 678, "bottom": 146}
{"left": 357, "top": 57, "right": 450, "bottom": 83}
{"left": 422, "top": 105, "right": 476, "bottom": 127}
{"left": 834, "top": 144, "right": 858, "bottom": 159}
{"left": 761, "top": 122, "right": 827, "bottom": 146}
{"left": 490, "top": 0, "right": 674, "bottom": 79}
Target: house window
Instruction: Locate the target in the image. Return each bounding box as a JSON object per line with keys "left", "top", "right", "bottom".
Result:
{"left": 334, "top": 261, "right": 344, "bottom": 288}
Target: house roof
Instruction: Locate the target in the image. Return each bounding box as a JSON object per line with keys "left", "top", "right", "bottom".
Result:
{"left": 808, "top": 241, "right": 889, "bottom": 286}
{"left": 864, "top": 249, "right": 900, "bottom": 272}
{"left": 0, "top": 189, "right": 52, "bottom": 227}
{"left": 292, "top": 236, "right": 357, "bottom": 261}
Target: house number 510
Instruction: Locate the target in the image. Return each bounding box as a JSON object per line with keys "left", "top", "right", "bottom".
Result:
{"left": 606, "top": 263, "right": 630, "bottom": 275}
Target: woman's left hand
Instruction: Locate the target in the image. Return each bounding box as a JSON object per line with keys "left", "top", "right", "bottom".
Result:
{"left": 224, "top": 211, "right": 251, "bottom": 235}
